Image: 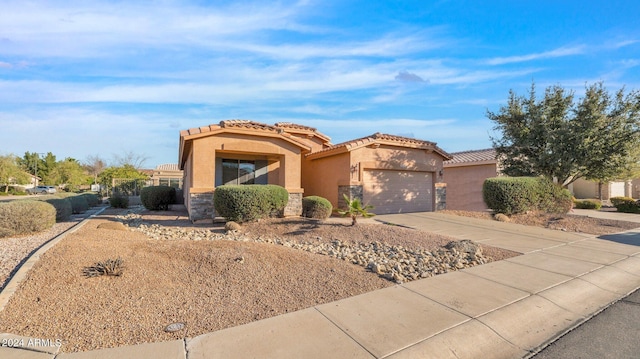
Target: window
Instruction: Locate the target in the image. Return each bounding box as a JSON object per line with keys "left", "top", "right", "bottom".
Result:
{"left": 222, "top": 159, "right": 255, "bottom": 185}
{"left": 159, "top": 178, "right": 182, "bottom": 188}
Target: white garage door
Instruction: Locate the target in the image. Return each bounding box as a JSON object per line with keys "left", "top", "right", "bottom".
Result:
{"left": 363, "top": 170, "right": 433, "bottom": 214}
{"left": 610, "top": 181, "right": 626, "bottom": 198}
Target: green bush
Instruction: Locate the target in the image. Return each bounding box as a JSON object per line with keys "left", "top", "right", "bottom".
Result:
{"left": 55, "top": 194, "right": 89, "bottom": 214}
{"left": 109, "top": 194, "right": 129, "bottom": 209}
{"left": 0, "top": 201, "right": 56, "bottom": 238}
{"left": 483, "top": 177, "right": 572, "bottom": 215}
{"left": 610, "top": 196, "right": 634, "bottom": 207}
{"left": 610, "top": 196, "right": 640, "bottom": 213}
{"left": 80, "top": 192, "right": 102, "bottom": 207}
{"left": 141, "top": 186, "right": 176, "bottom": 210}
{"left": 42, "top": 198, "right": 73, "bottom": 222}
{"left": 573, "top": 199, "right": 602, "bottom": 210}
{"left": 0, "top": 186, "right": 28, "bottom": 196}
{"left": 302, "top": 196, "right": 333, "bottom": 219}
{"left": 537, "top": 178, "right": 573, "bottom": 214}
{"left": 214, "top": 185, "right": 289, "bottom": 223}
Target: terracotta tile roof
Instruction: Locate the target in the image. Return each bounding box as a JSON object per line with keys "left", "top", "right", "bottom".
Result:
{"left": 308, "top": 132, "right": 451, "bottom": 159}
{"left": 155, "top": 163, "right": 181, "bottom": 171}
{"left": 219, "top": 120, "right": 282, "bottom": 133}
{"left": 274, "top": 122, "right": 318, "bottom": 132}
{"left": 445, "top": 148, "right": 497, "bottom": 165}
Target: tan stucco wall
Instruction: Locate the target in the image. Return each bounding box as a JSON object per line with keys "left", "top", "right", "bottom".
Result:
{"left": 303, "top": 145, "right": 446, "bottom": 210}
{"left": 443, "top": 163, "right": 498, "bottom": 211}
{"left": 187, "top": 133, "right": 303, "bottom": 192}
{"left": 351, "top": 145, "right": 443, "bottom": 176}
{"left": 302, "top": 152, "right": 351, "bottom": 209}
{"left": 572, "top": 178, "right": 599, "bottom": 199}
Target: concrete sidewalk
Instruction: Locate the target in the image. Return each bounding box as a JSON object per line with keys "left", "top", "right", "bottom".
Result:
{"left": 571, "top": 208, "right": 640, "bottom": 223}
{"left": 2, "top": 212, "right": 639, "bottom": 358}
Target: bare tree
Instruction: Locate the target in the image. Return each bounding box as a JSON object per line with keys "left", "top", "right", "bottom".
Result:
{"left": 112, "top": 151, "right": 149, "bottom": 170}
{"left": 83, "top": 155, "right": 107, "bottom": 185}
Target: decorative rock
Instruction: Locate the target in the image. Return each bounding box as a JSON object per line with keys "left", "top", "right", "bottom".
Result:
{"left": 122, "top": 216, "right": 491, "bottom": 284}
{"left": 164, "top": 322, "right": 185, "bottom": 332}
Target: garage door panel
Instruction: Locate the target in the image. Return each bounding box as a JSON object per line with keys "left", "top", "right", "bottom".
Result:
{"left": 363, "top": 170, "right": 433, "bottom": 214}
{"left": 610, "top": 181, "right": 625, "bottom": 198}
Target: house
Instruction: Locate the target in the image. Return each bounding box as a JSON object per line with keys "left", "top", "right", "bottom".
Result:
{"left": 178, "top": 120, "right": 451, "bottom": 221}
{"left": 443, "top": 148, "right": 499, "bottom": 211}
{"left": 570, "top": 178, "right": 635, "bottom": 200}
{"left": 149, "top": 164, "right": 184, "bottom": 189}
{"left": 443, "top": 147, "right": 638, "bottom": 210}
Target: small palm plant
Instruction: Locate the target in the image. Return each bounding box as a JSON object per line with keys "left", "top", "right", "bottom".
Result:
{"left": 336, "top": 194, "right": 375, "bottom": 226}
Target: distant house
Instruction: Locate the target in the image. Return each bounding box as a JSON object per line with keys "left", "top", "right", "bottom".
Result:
{"left": 443, "top": 148, "right": 499, "bottom": 211}
{"left": 178, "top": 120, "right": 451, "bottom": 221}
{"left": 570, "top": 178, "right": 635, "bottom": 200}
{"left": 149, "top": 163, "right": 183, "bottom": 189}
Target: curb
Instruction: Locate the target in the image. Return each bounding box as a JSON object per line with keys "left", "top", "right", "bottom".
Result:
{"left": 0, "top": 206, "right": 107, "bottom": 312}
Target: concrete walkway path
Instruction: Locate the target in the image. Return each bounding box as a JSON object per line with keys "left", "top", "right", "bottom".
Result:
{"left": 571, "top": 208, "right": 640, "bottom": 223}
{"left": 2, "top": 212, "right": 639, "bottom": 358}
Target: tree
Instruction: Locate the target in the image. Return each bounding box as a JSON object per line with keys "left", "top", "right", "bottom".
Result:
{"left": 39, "top": 152, "right": 58, "bottom": 185}
{"left": 489, "top": 82, "right": 640, "bottom": 187}
{"left": 53, "top": 158, "right": 91, "bottom": 192}
{"left": 83, "top": 154, "right": 107, "bottom": 185}
{"left": 0, "top": 154, "right": 30, "bottom": 193}
{"left": 98, "top": 165, "right": 149, "bottom": 195}
{"left": 112, "top": 151, "right": 149, "bottom": 170}
{"left": 18, "top": 152, "right": 42, "bottom": 178}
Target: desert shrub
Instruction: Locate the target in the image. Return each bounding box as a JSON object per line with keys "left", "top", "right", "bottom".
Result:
{"left": 483, "top": 177, "right": 572, "bottom": 215}
{"left": 8, "top": 186, "right": 27, "bottom": 195}
{"left": 537, "top": 178, "right": 573, "bottom": 214}
{"left": 42, "top": 198, "right": 73, "bottom": 222}
{"left": 610, "top": 196, "right": 640, "bottom": 213}
{"left": 80, "top": 192, "right": 102, "bottom": 207}
{"left": 0, "top": 201, "right": 56, "bottom": 237}
{"left": 109, "top": 193, "right": 129, "bottom": 208}
{"left": 82, "top": 257, "right": 124, "bottom": 277}
{"left": 214, "top": 185, "right": 289, "bottom": 223}
{"left": 302, "top": 196, "right": 333, "bottom": 220}
{"left": 0, "top": 186, "right": 27, "bottom": 196}
{"left": 610, "top": 196, "right": 634, "bottom": 207}
{"left": 141, "top": 186, "right": 176, "bottom": 210}
{"left": 573, "top": 199, "right": 602, "bottom": 210}
{"left": 55, "top": 194, "right": 89, "bottom": 214}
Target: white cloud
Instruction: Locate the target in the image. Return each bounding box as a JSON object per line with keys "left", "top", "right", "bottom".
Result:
{"left": 485, "top": 45, "right": 586, "bottom": 65}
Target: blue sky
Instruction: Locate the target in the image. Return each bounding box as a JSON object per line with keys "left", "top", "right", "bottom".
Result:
{"left": 1, "top": 0, "right": 639, "bottom": 168}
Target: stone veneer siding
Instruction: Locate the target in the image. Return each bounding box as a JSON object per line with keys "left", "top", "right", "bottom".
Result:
{"left": 189, "top": 192, "right": 215, "bottom": 221}
{"left": 189, "top": 190, "right": 302, "bottom": 221}
{"left": 283, "top": 192, "right": 303, "bottom": 217}
{"left": 338, "top": 185, "right": 363, "bottom": 209}
{"left": 435, "top": 183, "right": 446, "bottom": 211}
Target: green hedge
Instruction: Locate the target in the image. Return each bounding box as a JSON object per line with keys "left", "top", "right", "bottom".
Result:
{"left": 573, "top": 199, "right": 602, "bottom": 210}
{"left": 214, "top": 185, "right": 289, "bottom": 223}
{"left": 610, "top": 196, "right": 640, "bottom": 213}
{"left": 302, "top": 196, "right": 333, "bottom": 219}
{"left": 80, "top": 192, "right": 102, "bottom": 207}
{"left": 109, "top": 194, "right": 129, "bottom": 208}
{"left": 43, "top": 198, "right": 73, "bottom": 222}
{"left": 67, "top": 195, "right": 89, "bottom": 214}
{"left": 0, "top": 201, "right": 56, "bottom": 238}
{"left": 483, "top": 177, "right": 572, "bottom": 215}
{"left": 141, "top": 186, "right": 176, "bottom": 210}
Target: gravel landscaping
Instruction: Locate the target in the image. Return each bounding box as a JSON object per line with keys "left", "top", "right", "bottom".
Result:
{"left": 0, "top": 206, "right": 518, "bottom": 353}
